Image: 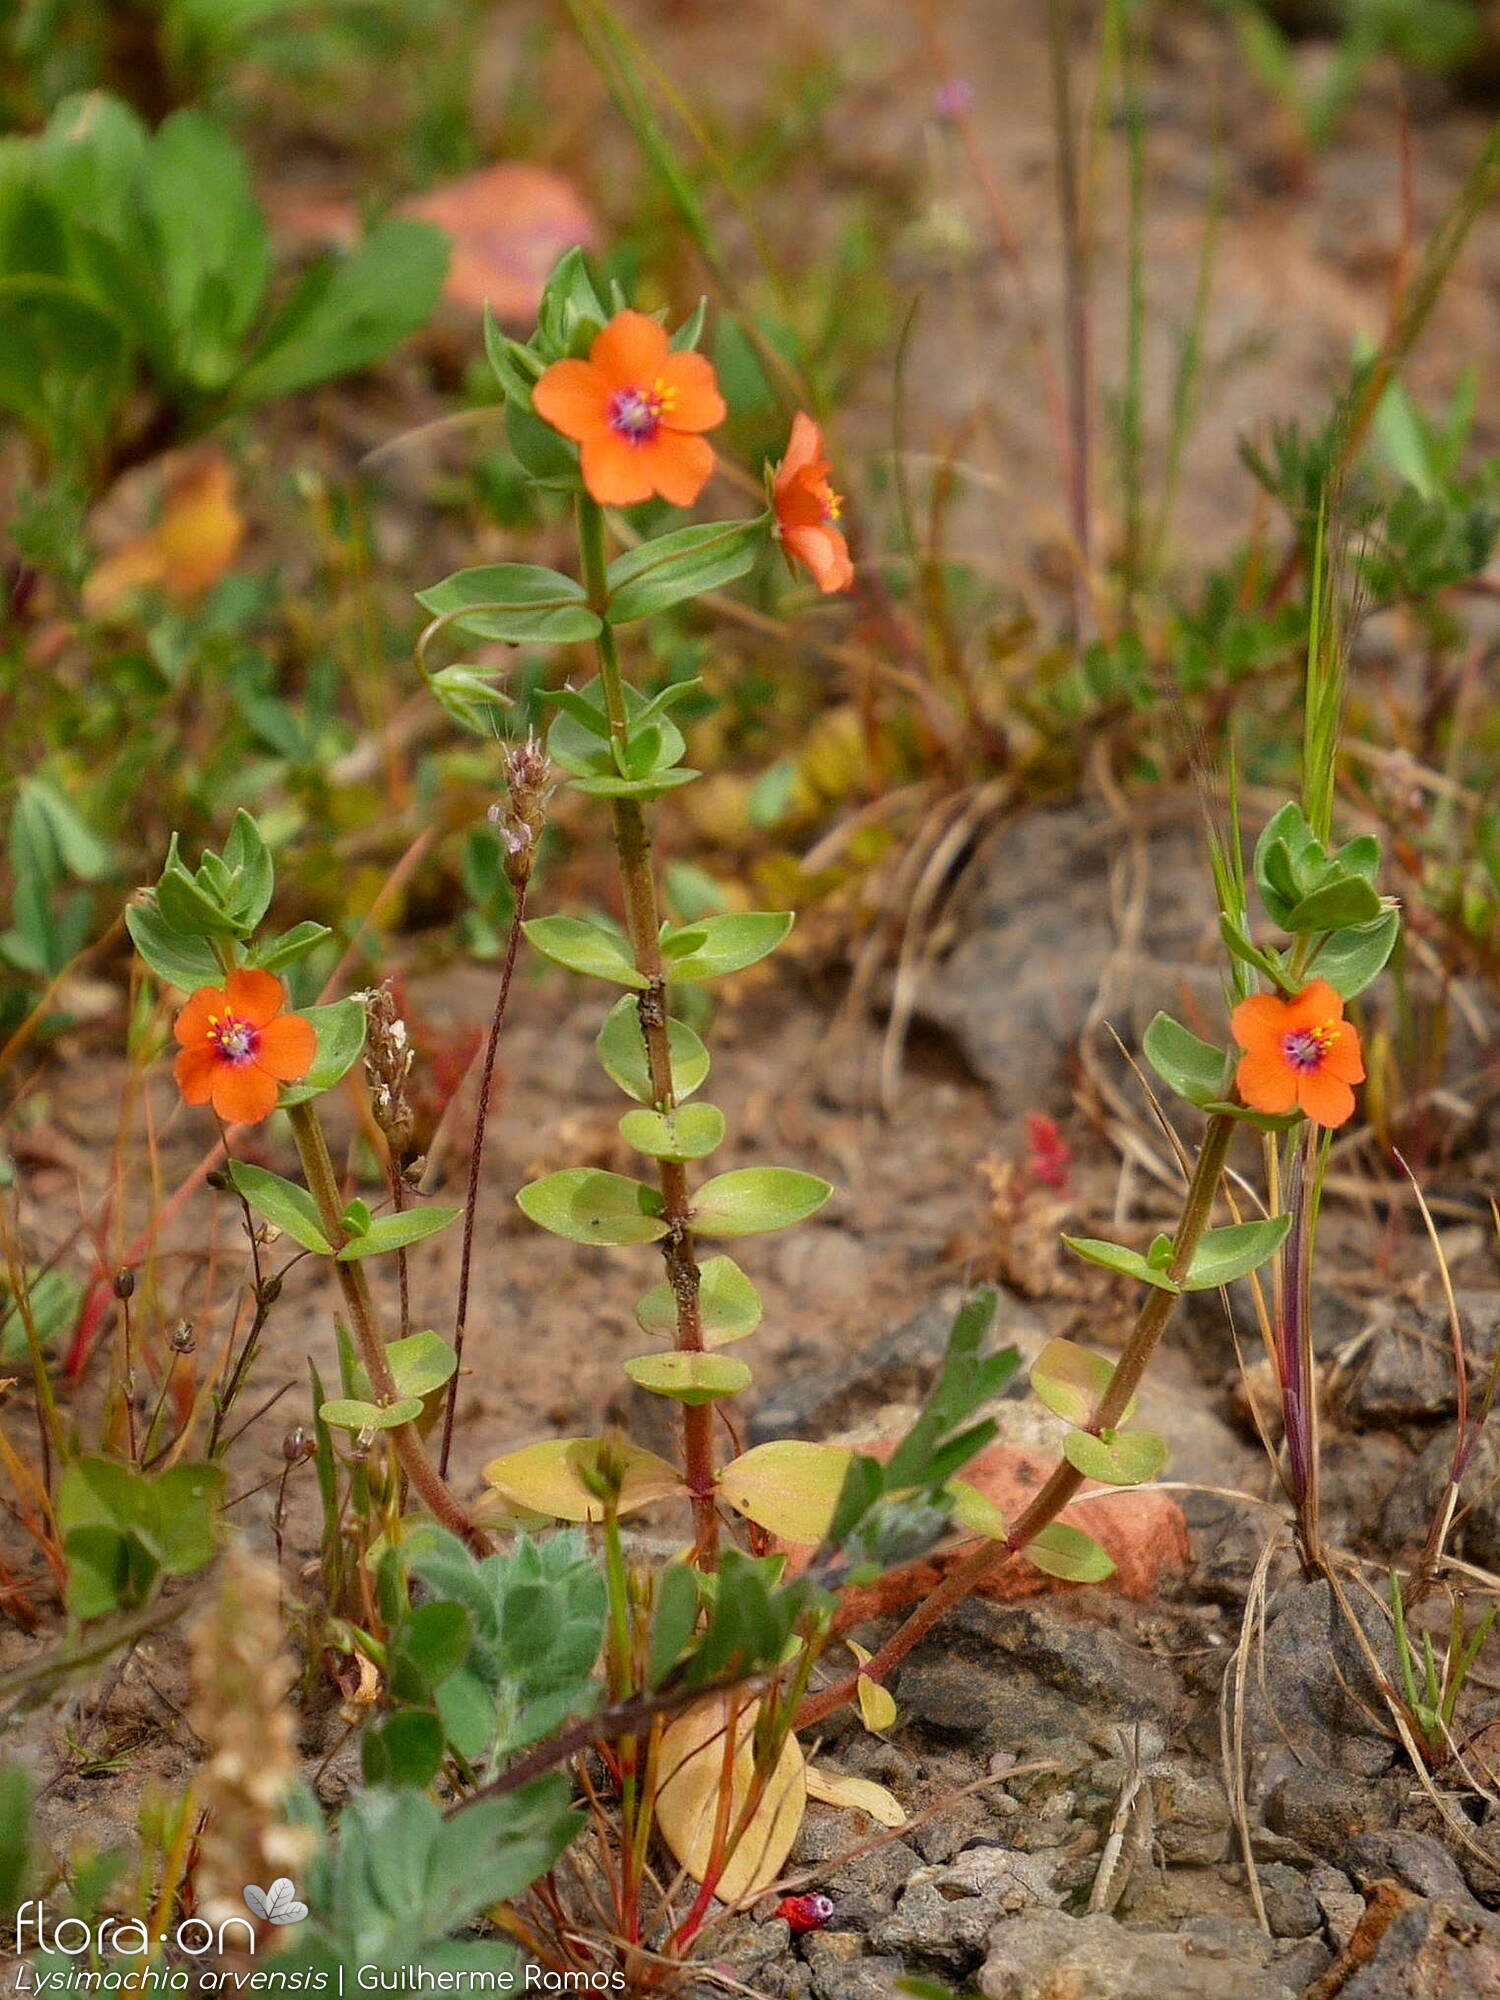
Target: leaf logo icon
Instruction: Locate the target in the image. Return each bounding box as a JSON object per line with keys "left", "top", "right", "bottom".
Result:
{"left": 242, "top": 1879, "right": 309, "bottom": 1925}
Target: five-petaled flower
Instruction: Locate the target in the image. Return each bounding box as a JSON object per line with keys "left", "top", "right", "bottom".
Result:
{"left": 532, "top": 310, "right": 726, "bottom": 508}
{"left": 1231, "top": 978, "right": 1365, "bottom": 1129}
{"left": 174, "top": 968, "right": 317, "bottom": 1126}
{"left": 773, "top": 413, "right": 854, "bottom": 594}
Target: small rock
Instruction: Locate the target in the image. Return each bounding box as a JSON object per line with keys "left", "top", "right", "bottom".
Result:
{"left": 870, "top": 1847, "right": 1063, "bottom": 1971}
{"left": 1327, "top": 1886, "right": 1500, "bottom": 1998}
{"left": 1265, "top": 1768, "right": 1406, "bottom": 1860}
{"left": 1271, "top": 1936, "right": 1332, "bottom": 1988}
{"left": 1156, "top": 1766, "right": 1233, "bottom": 1867}
{"left": 1316, "top": 1886, "right": 1367, "bottom": 1950}
{"left": 1244, "top": 1579, "right": 1403, "bottom": 1778}
{"left": 977, "top": 1908, "right": 1293, "bottom": 1999}
{"left": 802, "top": 1932, "right": 909, "bottom": 2000}
{"left": 1377, "top": 1423, "right": 1500, "bottom": 1570}
{"left": 1340, "top": 1291, "right": 1500, "bottom": 1429}
{"left": 1344, "top": 1829, "right": 1472, "bottom": 1902}
{"left": 1256, "top": 1862, "right": 1321, "bottom": 1939}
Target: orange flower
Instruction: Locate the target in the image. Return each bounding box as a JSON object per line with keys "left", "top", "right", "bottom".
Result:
{"left": 1231, "top": 978, "right": 1365, "bottom": 1129}
{"left": 532, "top": 310, "right": 725, "bottom": 507}
{"left": 173, "top": 968, "right": 317, "bottom": 1126}
{"left": 773, "top": 413, "right": 854, "bottom": 594}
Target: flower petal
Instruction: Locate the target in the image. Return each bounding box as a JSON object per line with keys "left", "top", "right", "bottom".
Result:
{"left": 533, "top": 358, "right": 611, "bottom": 443}
{"left": 211, "top": 1062, "right": 280, "bottom": 1126}
{"left": 659, "top": 350, "right": 726, "bottom": 433}
{"left": 174, "top": 985, "right": 227, "bottom": 1048}
{"left": 646, "top": 431, "right": 715, "bottom": 508}
{"left": 1284, "top": 979, "right": 1344, "bottom": 1034}
{"left": 785, "top": 523, "right": 854, "bottom": 594}
{"left": 255, "top": 1011, "right": 317, "bottom": 1082}
{"left": 776, "top": 412, "right": 823, "bottom": 494}
{"left": 579, "top": 432, "right": 657, "bottom": 507}
{"left": 1320, "top": 1022, "right": 1365, "bottom": 1084}
{"left": 1236, "top": 1049, "right": 1298, "bottom": 1115}
{"left": 1298, "top": 1071, "right": 1355, "bottom": 1128}
{"left": 226, "top": 967, "right": 287, "bottom": 1028}
{"left": 174, "top": 1044, "right": 219, "bottom": 1105}
{"left": 590, "top": 310, "right": 669, "bottom": 390}
{"left": 1230, "top": 992, "right": 1289, "bottom": 1054}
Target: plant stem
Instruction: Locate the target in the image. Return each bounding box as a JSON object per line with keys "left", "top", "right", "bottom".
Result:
{"left": 442, "top": 883, "right": 528, "bottom": 1476}
{"left": 577, "top": 496, "right": 716, "bottom": 1562}
{"left": 285, "top": 1101, "right": 489, "bottom": 1557}
{"left": 796, "top": 1112, "right": 1236, "bottom": 1728}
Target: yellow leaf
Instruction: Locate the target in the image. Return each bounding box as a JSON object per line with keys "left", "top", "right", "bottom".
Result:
{"left": 654, "top": 1697, "right": 806, "bottom": 1904}
{"left": 85, "top": 452, "right": 246, "bottom": 615}
{"left": 805, "top": 1765, "right": 905, "bottom": 1827}
{"left": 717, "top": 1440, "right": 853, "bottom": 1544}
{"left": 848, "top": 1642, "right": 898, "bottom": 1734}
{"left": 947, "top": 1477, "right": 1007, "bottom": 1540}
{"left": 481, "top": 1437, "right": 686, "bottom": 1523}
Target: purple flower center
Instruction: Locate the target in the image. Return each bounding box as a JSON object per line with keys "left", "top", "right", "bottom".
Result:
{"left": 210, "top": 1015, "right": 259, "bottom": 1067}
{"left": 609, "top": 387, "right": 660, "bottom": 442}
{"left": 1282, "top": 1028, "right": 1327, "bottom": 1074}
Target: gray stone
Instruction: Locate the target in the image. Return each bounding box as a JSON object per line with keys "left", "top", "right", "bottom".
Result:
{"left": 916, "top": 805, "right": 1220, "bottom": 1115}
{"left": 1344, "top": 1829, "right": 1472, "bottom": 1902}
{"left": 1155, "top": 1767, "right": 1233, "bottom": 1867}
{"left": 1335, "top": 1891, "right": 1500, "bottom": 1998}
{"left": 1340, "top": 1291, "right": 1500, "bottom": 1429}
{"left": 1265, "top": 1768, "right": 1406, "bottom": 1859}
{"left": 788, "top": 1806, "right": 924, "bottom": 1924}
{"left": 1377, "top": 1422, "right": 1500, "bottom": 1571}
{"left": 1316, "top": 1885, "right": 1366, "bottom": 1949}
{"left": 802, "top": 1932, "right": 909, "bottom": 2000}
{"left": 870, "top": 1846, "right": 1064, "bottom": 1971}
{"left": 977, "top": 1908, "right": 1294, "bottom": 2000}
{"left": 1270, "top": 1936, "right": 1333, "bottom": 1988}
{"left": 1243, "top": 1579, "right": 1403, "bottom": 1778}
{"left": 1256, "top": 1862, "right": 1321, "bottom": 1939}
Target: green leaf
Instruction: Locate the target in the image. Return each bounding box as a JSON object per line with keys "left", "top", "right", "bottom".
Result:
{"left": 337, "top": 1207, "right": 460, "bottom": 1261}
{"left": 648, "top": 1564, "right": 701, "bottom": 1688}
{"left": 125, "top": 900, "right": 222, "bottom": 992}
{"left": 155, "top": 860, "right": 242, "bottom": 938}
{"left": 385, "top": 1331, "right": 459, "bottom": 1401}
{"left": 139, "top": 110, "right": 269, "bottom": 383}
{"left": 224, "top": 1162, "right": 333, "bottom": 1255}
{"left": 232, "top": 217, "right": 448, "bottom": 406}
{"left": 1311, "top": 907, "right": 1400, "bottom": 999}
{"left": 415, "top": 563, "right": 601, "bottom": 647}
{"left": 391, "top": 1600, "right": 472, "bottom": 1699}
{"left": 427, "top": 665, "right": 512, "bottom": 738}
{"left": 658, "top": 911, "right": 793, "bottom": 982}
{"left": 1142, "top": 1012, "right": 1227, "bottom": 1108}
{"left": 691, "top": 1168, "right": 833, "bottom": 1238}
{"left": 1029, "top": 1337, "right": 1135, "bottom": 1427}
{"left": 605, "top": 518, "right": 767, "bottom": 624}
{"left": 1182, "top": 1214, "right": 1291, "bottom": 1291}
{"left": 1060, "top": 1234, "right": 1179, "bottom": 1293}
{"left": 277, "top": 997, "right": 368, "bottom": 1106}
{"left": 1061, "top": 1429, "right": 1168, "bottom": 1487}
{"left": 319, "top": 1396, "right": 424, "bottom": 1431}
{"left": 596, "top": 997, "right": 710, "bottom": 1103}
{"left": 1024, "top": 1522, "right": 1116, "bottom": 1584}
{"left": 523, "top": 916, "right": 646, "bottom": 989}
{"left": 568, "top": 766, "right": 699, "bottom": 801}
{"left": 622, "top": 1352, "right": 751, "bottom": 1404}
{"left": 362, "top": 1710, "right": 445, "bottom": 1791}
{"left": 254, "top": 921, "right": 332, "bottom": 973}
{"left": 1284, "top": 876, "right": 1384, "bottom": 934}
{"left": 516, "top": 1170, "right": 667, "bottom": 1245}
{"left": 619, "top": 1103, "right": 726, "bottom": 1162}
{"left": 636, "top": 1254, "right": 762, "bottom": 1346}
{"left": 718, "top": 1440, "right": 854, "bottom": 1543}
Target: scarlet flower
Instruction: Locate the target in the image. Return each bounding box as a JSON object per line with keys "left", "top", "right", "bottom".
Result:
{"left": 173, "top": 968, "right": 317, "bottom": 1126}
{"left": 531, "top": 310, "right": 725, "bottom": 507}
{"left": 772, "top": 413, "right": 854, "bottom": 594}
{"left": 1231, "top": 978, "right": 1365, "bottom": 1129}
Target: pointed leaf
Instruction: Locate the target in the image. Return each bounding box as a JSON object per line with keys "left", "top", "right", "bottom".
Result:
{"left": 224, "top": 1162, "right": 332, "bottom": 1255}
{"left": 1182, "top": 1214, "right": 1291, "bottom": 1291}
{"left": 384, "top": 1331, "right": 458, "bottom": 1401}
{"left": 277, "top": 997, "right": 368, "bottom": 1106}
{"left": 692, "top": 1168, "right": 832, "bottom": 1238}
{"left": 1024, "top": 1521, "right": 1116, "bottom": 1583}
{"left": 1142, "top": 1012, "right": 1227, "bottom": 1108}
{"left": 1030, "top": 1338, "right": 1135, "bottom": 1427}
{"left": 523, "top": 916, "right": 646, "bottom": 988}
{"left": 658, "top": 911, "right": 793, "bottom": 982}
{"left": 653, "top": 1697, "right": 805, "bottom": 1903}
{"left": 416, "top": 562, "right": 601, "bottom": 646}
{"left": 1061, "top": 1234, "right": 1179, "bottom": 1292}
{"left": 1284, "top": 876, "right": 1384, "bottom": 934}
{"left": 336, "top": 1206, "right": 460, "bottom": 1260}
{"left": 319, "top": 1396, "right": 424, "bottom": 1431}
{"left": 1311, "top": 907, "right": 1400, "bottom": 1000}
{"left": 516, "top": 1169, "right": 666, "bottom": 1245}
{"left": 718, "top": 1441, "right": 853, "bottom": 1544}
{"left": 605, "top": 518, "right": 767, "bottom": 624}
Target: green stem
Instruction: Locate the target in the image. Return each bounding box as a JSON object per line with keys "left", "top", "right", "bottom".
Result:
{"left": 285, "top": 1101, "right": 489, "bottom": 1557}
{"left": 577, "top": 495, "right": 716, "bottom": 1562}
{"left": 796, "top": 1112, "right": 1237, "bottom": 1729}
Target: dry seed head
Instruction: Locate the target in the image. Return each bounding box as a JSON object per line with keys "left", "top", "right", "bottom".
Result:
{"left": 187, "top": 1543, "right": 315, "bottom": 1941}
{"left": 490, "top": 734, "right": 553, "bottom": 889}
{"left": 355, "top": 981, "right": 415, "bottom": 1155}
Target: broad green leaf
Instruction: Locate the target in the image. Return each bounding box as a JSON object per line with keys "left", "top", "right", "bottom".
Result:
{"left": 1182, "top": 1214, "right": 1291, "bottom": 1291}
{"left": 224, "top": 1161, "right": 333, "bottom": 1255}
{"left": 278, "top": 997, "right": 368, "bottom": 1106}
{"left": 320, "top": 1396, "right": 424, "bottom": 1431}
{"left": 1284, "top": 876, "right": 1384, "bottom": 934}
{"left": 692, "top": 1168, "right": 832, "bottom": 1238}
{"left": 1142, "top": 1012, "right": 1227, "bottom": 1108}
{"left": 362, "top": 1710, "right": 445, "bottom": 1791}
{"left": 1062, "top": 1429, "right": 1168, "bottom": 1486}
{"left": 569, "top": 767, "right": 699, "bottom": 801}
{"left": 622, "top": 1351, "right": 751, "bottom": 1404}
{"left": 415, "top": 563, "right": 600, "bottom": 647}
{"left": 523, "top": 916, "right": 646, "bottom": 988}
{"left": 718, "top": 1440, "right": 853, "bottom": 1543}
{"left": 595, "top": 997, "right": 709, "bottom": 1102}
{"left": 1029, "top": 1338, "right": 1134, "bottom": 1426}
{"left": 619, "top": 1103, "right": 726, "bottom": 1162}
{"left": 385, "top": 1332, "right": 458, "bottom": 1401}
{"left": 1311, "top": 907, "right": 1400, "bottom": 999}
{"left": 391, "top": 1600, "right": 472, "bottom": 1698}
{"left": 605, "top": 518, "right": 767, "bottom": 624}
{"left": 1060, "top": 1234, "right": 1179, "bottom": 1293}
{"left": 516, "top": 1169, "right": 666, "bottom": 1245}
{"left": 635, "top": 1254, "right": 761, "bottom": 1346}
{"left": 659, "top": 911, "right": 793, "bottom": 982}
{"left": 946, "top": 1479, "right": 1006, "bottom": 1539}
{"left": 140, "top": 110, "right": 269, "bottom": 382}
{"left": 483, "top": 1438, "right": 685, "bottom": 1522}
{"left": 1024, "top": 1521, "right": 1115, "bottom": 1583}
{"left": 125, "top": 900, "right": 221, "bottom": 992}
{"left": 254, "top": 921, "right": 331, "bottom": 973}
{"left": 336, "top": 1206, "right": 460, "bottom": 1261}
